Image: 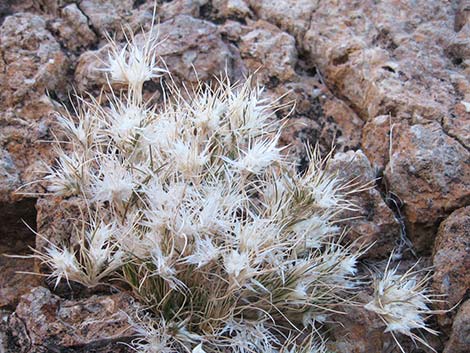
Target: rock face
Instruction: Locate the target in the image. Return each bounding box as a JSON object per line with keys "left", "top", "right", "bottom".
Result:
{"left": 329, "top": 150, "right": 401, "bottom": 258}
{"left": 385, "top": 123, "right": 470, "bottom": 253}
{"left": 1, "top": 287, "right": 137, "bottom": 352}
{"left": 432, "top": 206, "right": 470, "bottom": 329}
{"left": 0, "top": 0, "right": 469, "bottom": 352}
{"left": 444, "top": 300, "right": 470, "bottom": 353}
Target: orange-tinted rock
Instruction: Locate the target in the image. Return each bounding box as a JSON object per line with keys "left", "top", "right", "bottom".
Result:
{"left": 384, "top": 123, "right": 470, "bottom": 253}
{"left": 1, "top": 287, "right": 137, "bottom": 352}
{"left": 443, "top": 300, "right": 470, "bottom": 353}
{"left": 329, "top": 150, "right": 401, "bottom": 258}
{"left": 432, "top": 206, "right": 470, "bottom": 329}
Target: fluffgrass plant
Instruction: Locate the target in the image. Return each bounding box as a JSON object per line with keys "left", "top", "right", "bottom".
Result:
{"left": 33, "top": 19, "right": 441, "bottom": 353}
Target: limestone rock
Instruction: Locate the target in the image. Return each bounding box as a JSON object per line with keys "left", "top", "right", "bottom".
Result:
{"left": 432, "top": 206, "right": 470, "bottom": 329}
{"left": 158, "top": 0, "right": 207, "bottom": 21}
{"left": 303, "top": 0, "right": 456, "bottom": 123}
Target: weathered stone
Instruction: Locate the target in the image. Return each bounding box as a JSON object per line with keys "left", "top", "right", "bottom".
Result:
{"left": 385, "top": 123, "right": 470, "bottom": 253}
{"left": 213, "top": 0, "right": 251, "bottom": 20}
{"left": 303, "top": 0, "right": 456, "bottom": 123}
{"left": 47, "top": 3, "right": 98, "bottom": 51}
{"left": 0, "top": 199, "right": 41, "bottom": 308}
{"left": 155, "top": 15, "right": 234, "bottom": 83}
{"left": 159, "top": 0, "right": 207, "bottom": 21}
{"left": 277, "top": 78, "right": 363, "bottom": 156}
{"left": 329, "top": 150, "right": 400, "bottom": 258}
{"left": 74, "top": 44, "right": 111, "bottom": 94}
{"left": 1, "top": 287, "right": 137, "bottom": 352}
{"left": 247, "top": 0, "right": 318, "bottom": 39}
{"left": 444, "top": 300, "right": 470, "bottom": 353}
{"left": 79, "top": 0, "right": 134, "bottom": 37}
{"left": 36, "top": 196, "right": 88, "bottom": 257}
{"left": 238, "top": 20, "right": 297, "bottom": 83}
{"left": 0, "top": 12, "right": 68, "bottom": 200}
{"left": 328, "top": 291, "right": 393, "bottom": 353}
{"left": 432, "top": 206, "right": 470, "bottom": 329}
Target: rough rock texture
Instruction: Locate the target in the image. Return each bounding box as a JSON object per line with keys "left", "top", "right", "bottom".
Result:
{"left": 0, "top": 199, "right": 41, "bottom": 309}
{"left": 385, "top": 122, "right": 470, "bottom": 253}
{"left": 0, "top": 12, "right": 69, "bottom": 202}
{"left": 443, "top": 300, "right": 470, "bottom": 353}
{"left": 1, "top": 0, "right": 470, "bottom": 351}
{"left": 1, "top": 287, "right": 137, "bottom": 352}
{"left": 432, "top": 206, "right": 470, "bottom": 329}
{"left": 329, "top": 150, "right": 401, "bottom": 258}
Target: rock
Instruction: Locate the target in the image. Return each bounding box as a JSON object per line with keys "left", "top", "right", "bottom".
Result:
{"left": 213, "top": 0, "right": 252, "bottom": 20}
{"left": 328, "top": 150, "right": 400, "bottom": 258}
{"left": 432, "top": 206, "right": 470, "bottom": 329}
{"left": 0, "top": 12, "right": 69, "bottom": 200}
{"left": 74, "top": 44, "right": 111, "bottom": 94}
{"left": 1, "top": 287, "right": 137, "bottom": 352}
{"left": 277, "top": 77, "right": 363, "bottom": 156}
{"left": 0, "top": 199, "right": 41, "bottom": 308}
{"left": 444, "top": 300, "right": 470, "bottom": 353}
{"left": 238, "top": 20, "right": 297, "bottom": 83}
{"left": 47, "top": 3, "right": 98, "bottom": 52}
{"left": 79, "top": 0, "right": 134, "bottom": 37}
{"left": 247, "top": 0, "right": 318, "bottom": 39}
{"left": 35, "top": 196, "right": 88, "bottom": 257}
{"left": 361, "top": 115, "right": 395, "bottom": 171}
{"left": 385, "top": 123, "right": 470, "bottom": 253}
{"left": 159, "top": 0, "right": 207, "bottom": 21}
{"left": 328, "top": 291, "right": 393, "bottom": 353}
{"left": 155, "top": 15, "right": 234, "bottom": 83}
{"left": 303, "top": 0, "right": 456, "bottom": 123}
{"left": 0, "top": 12, "right": 68, "bottom": 109}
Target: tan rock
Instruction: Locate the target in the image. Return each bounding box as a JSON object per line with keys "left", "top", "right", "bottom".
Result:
{"left": 0, "top": 199, "right": 42, "bottom": 308}
{"left": 247, "top": 0, "right": 318, "bottom": 39}
{"left": 432, "top": 206, "right": 470, "bottom": 329}
{"left": 328, "top": 292, "right": 393, "bottom": 353}
{"left": 239, "top": 20, "right": 297, "bottom": 83}
{"left": 155, "top": 15, "right": 234, "bottom": 83}
{"left": 47, "top": 3, "right": 98, "bottom": 51}
{"left": 277, "top": 78, "right": 363, "bottom": 156}
{"left": 444, "top": 300, "right": 470, "bottom": 353}
{"left": 159, "top": 0, "right": 208, "bottom": 21}
{"left": 303, "top": 0, "right": 456, "bottom": 123}
{"left": 1, "top": 287, "right": 137, "bottom": 352}
{"left": 0, "top": 12, "right": 68, "bottom": 200}
{"left": 385, "top": 123, "right": 470, "bottom": 253}
{"left": 79, "top": 0, "right": 134, "bottom": 37}
{"left": 213, "top": 0, "right": 252, "bottom": 20}
{"left": 328, "top": 150, "right": 400, "bottom": 258}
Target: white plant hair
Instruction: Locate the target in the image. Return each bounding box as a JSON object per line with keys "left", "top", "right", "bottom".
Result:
{"left": 33, "top": 17, "right": 440, "bottom": 353}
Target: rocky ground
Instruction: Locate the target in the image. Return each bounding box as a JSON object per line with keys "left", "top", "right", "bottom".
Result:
{"left": 0, "top": 0, "right": 469, "bottom": 352}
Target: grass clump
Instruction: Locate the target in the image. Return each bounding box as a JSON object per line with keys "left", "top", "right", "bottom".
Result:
{"left": 35, "top": 20, "right": 440, "bottom": 353}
